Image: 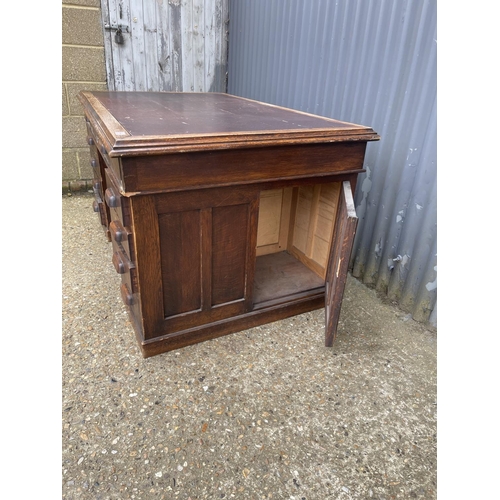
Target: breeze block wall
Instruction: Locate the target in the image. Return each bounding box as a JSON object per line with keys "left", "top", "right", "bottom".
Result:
{"left": 62, "top": 0, "right": 108, "bottom": 193}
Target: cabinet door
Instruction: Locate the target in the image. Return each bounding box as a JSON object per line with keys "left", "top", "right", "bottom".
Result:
{"left": 325, "top": 181, "right": 358, "bottom": 346}
{"left": 131, "top": 187, "right": 259, "bottom": 341}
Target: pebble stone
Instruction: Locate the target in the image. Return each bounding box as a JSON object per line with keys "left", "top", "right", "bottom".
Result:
{"left": 63, "top": 193, "right": 437, "bottom": 500}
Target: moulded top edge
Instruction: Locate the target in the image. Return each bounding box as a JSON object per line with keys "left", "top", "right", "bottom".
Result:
{"left": 78, "top": 91, "right": 380, "bottom": 155}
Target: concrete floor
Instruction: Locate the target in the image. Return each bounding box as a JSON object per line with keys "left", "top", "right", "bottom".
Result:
{"left": 62, "top": 193, "right": 437, "bottom": 500}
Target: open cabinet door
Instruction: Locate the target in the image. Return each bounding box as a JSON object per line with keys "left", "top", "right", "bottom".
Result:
{"left": 325, "top": 181, "right": 358, "bottom": 346}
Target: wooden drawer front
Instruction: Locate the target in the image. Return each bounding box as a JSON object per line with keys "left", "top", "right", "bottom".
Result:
{"left": 104, "top": 169, "right": 137, "bottom": 302}
{"left": 85, "top": 119, "right": 112, "bottom": 239}
{"left": 89, "top": 150, "right": 101, "bottom": 179}
{"left": 112, "top": 247, "right": 134, "bottom": 275}
{"left": 91, "top": 160, "right": 101, "bottom": 181}
{"left": 109, "top": 220, "right": 134, "bottom": 268}
{"left": 93, "top": 198, "right": 108, "bottom": 227}
{"left": 105, "top": 187, "right": 132, "bottom": 243}
{"left": 109, "top": 222, "right": 138, "bottom": 307}
{"left": 91, "top": 167, "right": 109, "bottom": 233}
{"left": 92, "top": 179, "right": 104, "bottom": 202}
{"left": 113, "top": 246, "right": 140, "bottom": 327}
{"left": 87, "top": 142, "right": 102, "bottom": 192}
{"left": 104, "top": 170, "right": 131, "bottom": 228}
{"left": 85, "top": 123, "right": 112, "bottom": 170}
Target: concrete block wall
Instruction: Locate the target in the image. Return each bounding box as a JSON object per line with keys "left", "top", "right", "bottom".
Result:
{"left": 62, "top": 0, "right": 108, "bottom": 193}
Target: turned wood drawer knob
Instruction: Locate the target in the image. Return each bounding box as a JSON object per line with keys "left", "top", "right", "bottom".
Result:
{"left": 112, "top": 251, "right": 126, "bottom": 274}
{"left": 92, "top": 200, "right": 100, "bottom": 213}
{"left": 90, "top": 159, "right": 97, "bottom": 168}
{"left": 110, "top": 220, "right": 126, "bottom": 243}
{"left": 87, "top": 137, "right": 94, "bottom": 146}
{"left": 105, "top": 188, "right": 119, "bottom": 208}
{"left": 112, "top": 250, "right": 134, "bottom": 275}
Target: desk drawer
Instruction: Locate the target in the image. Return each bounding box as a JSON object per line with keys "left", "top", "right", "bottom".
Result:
{"left": 104, "top": 172, "right": 131, "bottom": 226}
{"left": 85, "top": 123, "right": 111, "bottom": 238}
{"left": 104, "top": 183, "right": 134, "bottom": 259}
{"left": 92, "top": 196, "right": 108, "bottom": 228}
{"left": 86, "top": 128, "right": 111, "bottom": 170}
{"left": 109, "top": 218, "right": 138, "bottom": 304}
{"left": 109, "top": 219, "right": 134, "bottom": 267}
{"left": 111, "top": 242, "right": 138, "bottom": 307}
{"left": 104, "top": 170, "right": 138, "bottom": 303}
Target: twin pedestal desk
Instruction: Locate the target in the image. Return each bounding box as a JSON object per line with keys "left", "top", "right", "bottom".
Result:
{"left": 79, "top": 91, "right": 379, "bottom": 358}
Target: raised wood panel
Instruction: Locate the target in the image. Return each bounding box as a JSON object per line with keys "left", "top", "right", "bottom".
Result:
{"left": 150, "top": 186, "right": 259, "bottom": 336}
{"left": 212, "top": 204, "right": 249, "bottom": 306}
{"left": 158, "top": 210, "right": 202, "bottom": 317}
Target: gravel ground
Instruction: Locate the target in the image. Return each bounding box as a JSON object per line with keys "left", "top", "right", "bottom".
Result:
{"left": 62, "top": 193, "right": 437, "bottom": 500}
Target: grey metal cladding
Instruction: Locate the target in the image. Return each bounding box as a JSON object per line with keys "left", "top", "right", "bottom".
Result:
{"left": 228, "top": 0, "right": 437, "bottom": 326}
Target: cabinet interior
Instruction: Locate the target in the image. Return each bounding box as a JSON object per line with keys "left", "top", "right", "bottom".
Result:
{"left": 254, "top": 182, "right": 341, "bottom": 305}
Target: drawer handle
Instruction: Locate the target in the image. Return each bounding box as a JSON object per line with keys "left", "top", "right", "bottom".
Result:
{"left": 120, "top": 283, "right": 134, "bottom": 306}
{"left": 112, "top": 251, "right": 126, "bottom": 274}
{"left": 105, "top": 188, "right": 119, "bottom": 208}
{"left": 92, "top": 200, "right": 100, "bottom": 213}
{"left": 110, "top": 220, "right": 126, "bottom": 243}
{"left": 112, "top": 250, "right": 134, "bottom": 275}
{"left": 87, "top": 137, "right": 94, "bottom": 146}
{"left": 90, "top": 159, "right": 97, "bottom": 168}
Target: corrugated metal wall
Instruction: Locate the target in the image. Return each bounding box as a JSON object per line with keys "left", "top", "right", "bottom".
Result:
{"left": 228, "top": 0, "right": 437, "bottom": 326}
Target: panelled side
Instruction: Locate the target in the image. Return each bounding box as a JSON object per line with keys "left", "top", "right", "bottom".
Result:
{"left": 132, "top": 186, "right": 260, "bottom": 341}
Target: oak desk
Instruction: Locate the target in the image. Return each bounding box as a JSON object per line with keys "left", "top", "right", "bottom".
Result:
{"left": 78, "top": 91, "right": 379, "bottom": 358}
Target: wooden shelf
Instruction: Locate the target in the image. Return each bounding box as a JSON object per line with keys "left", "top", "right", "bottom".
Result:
{"left": 254, "top": 251, "right": 324, "bottom": 305}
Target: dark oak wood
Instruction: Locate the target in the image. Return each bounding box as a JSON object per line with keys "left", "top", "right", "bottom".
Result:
{"left": 79, "top": 91, "right": 379, "bottom": 157}
{"left": 159, "top": 210, "right": 202, "bottom": 316}
{"left": 78, "top": 91, "right": 379, "bottom": 357}
{"left": 120, "top": 142, "right": 367, "bottom": 193}
{"left": 211, "top": 204, "right": 250, "bottom": 305}
{"left": 140, "top": 292, "right": 326, "bottom": 358}
{"left": 325, "top": 181, "right": 359, "bottom": 346}
{"left": 86, "top": 119, "right": 112, "bottom": 241}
